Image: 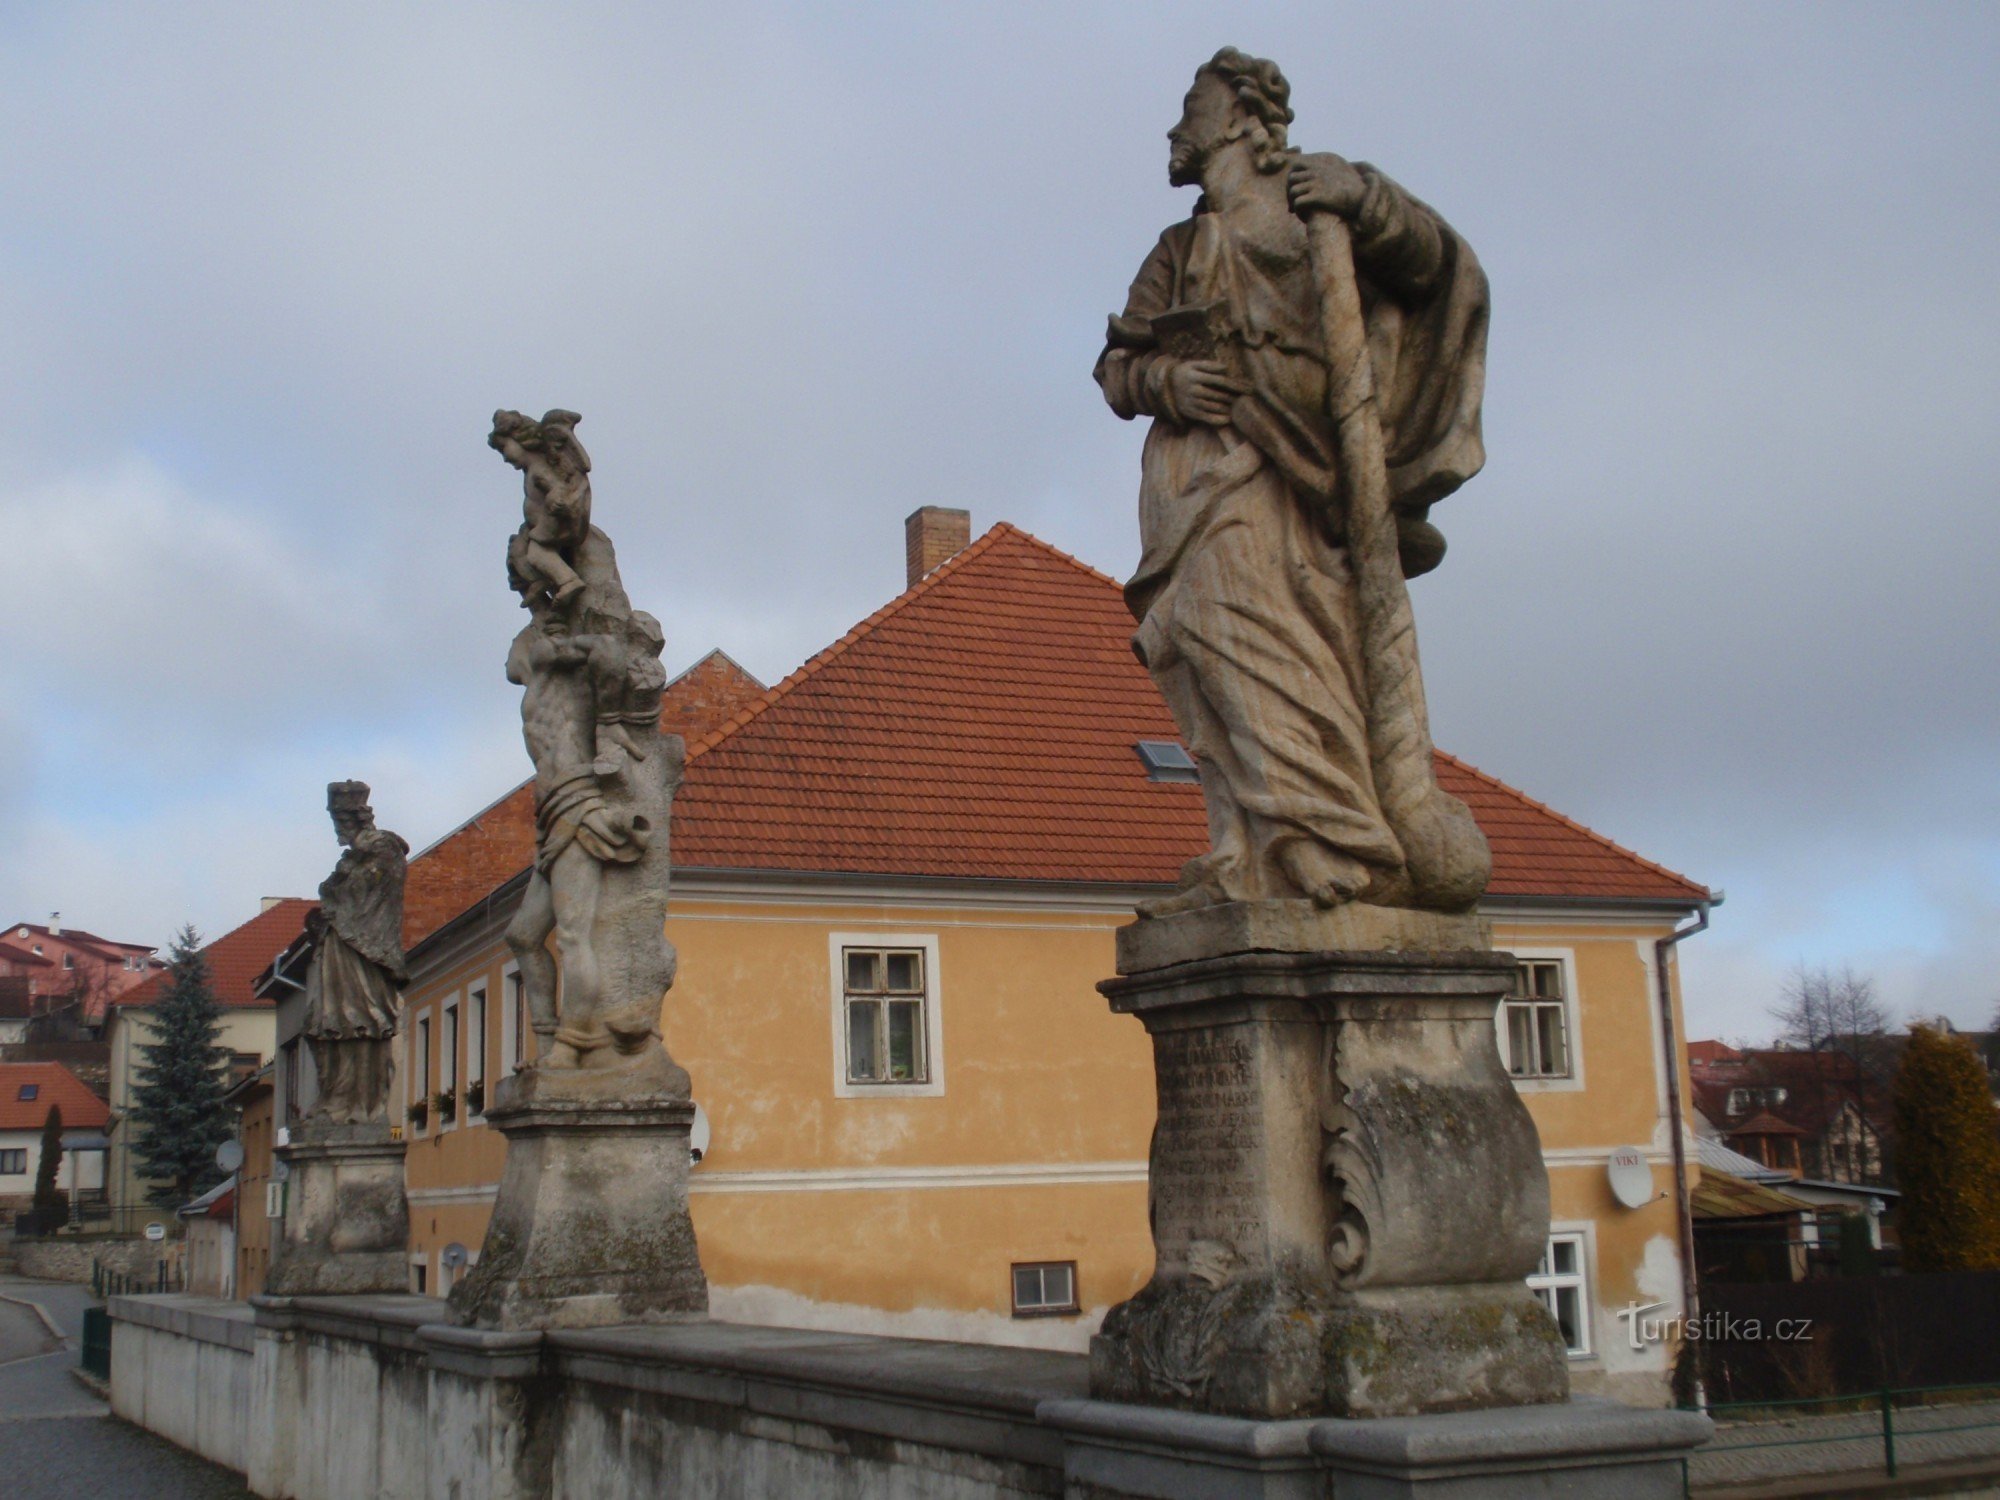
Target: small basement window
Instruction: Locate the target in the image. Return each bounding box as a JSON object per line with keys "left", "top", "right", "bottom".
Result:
{"left": 1135, "top": 740, "right": 1198, "bottom": 783}
{"left": 1012, "top": 1261, "right": 1079, "bottom": 1317}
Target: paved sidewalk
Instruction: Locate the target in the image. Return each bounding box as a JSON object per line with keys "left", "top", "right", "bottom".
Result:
{"left": 0, "top": 1276, "right": 252, "bottom": 1499}
{"left": 1690, "top": 1397, "right": 2000, "bottom": 1491}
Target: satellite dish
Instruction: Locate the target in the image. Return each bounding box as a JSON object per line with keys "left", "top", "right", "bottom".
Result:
{"left": 1607, "top": 1146, "right": 1654, "bottom": 1209}
{"left": 441, "top": 1242, "right": 469, "bottom": 1271}
{"left": 271, "top": 1159, "right": 291, "bottom": 1184}
{"left": 216, "top": 1139, "right": 245, "bottom": 1173}
{"left": 689, "top": 1103, "right": 711, "bottom": 1167}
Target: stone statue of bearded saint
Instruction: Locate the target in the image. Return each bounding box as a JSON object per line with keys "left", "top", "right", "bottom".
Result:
{"left": 1096, "top": 48, "right": 1493, "bottom": 917}
{"left": 303, "top": 782, "right": 409, "bottom": 1124}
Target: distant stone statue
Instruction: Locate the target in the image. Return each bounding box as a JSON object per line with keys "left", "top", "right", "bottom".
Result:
{"left": 491, "top": 408, "right": 680, "bottom": 1073}
{"left": 1096, "top": 47, "right": 1492, "bottom": 915}
{"left": 303, "top": 781, "right": 408, "bottom": 1124}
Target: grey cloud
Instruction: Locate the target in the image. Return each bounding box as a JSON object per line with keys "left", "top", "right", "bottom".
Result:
{"left": 0, "top": 3, "right": 1994, "bottom": 1036}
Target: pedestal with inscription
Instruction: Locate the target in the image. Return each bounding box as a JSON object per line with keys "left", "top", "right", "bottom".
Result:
{"left": 1091, "top": 902, "right": 1570, "bottom": 1421}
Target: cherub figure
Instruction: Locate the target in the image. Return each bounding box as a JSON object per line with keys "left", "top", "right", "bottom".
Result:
{"left": 492, "top": 408, "right": 592, "bottom": 612}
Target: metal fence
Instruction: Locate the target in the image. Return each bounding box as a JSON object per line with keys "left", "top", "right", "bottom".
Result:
{"left": 1683, "top": 1382, "right": 2000, "bottom": 1495}
{"left": 91, "top": 1259, "right": 183, "bottom": 1297}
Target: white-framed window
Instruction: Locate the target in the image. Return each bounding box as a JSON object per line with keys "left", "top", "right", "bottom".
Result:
{"left": 409, "top": 1008, "right": 432, "bottom": 1135}
{"left": 0, "top": 1150, "right": 26, "bottom": 1175}
{"left": 1497, "top": 950, "right": 1583, "bottom": 1091}
{"left": 466, "top": 981, "right": 488, "bottom": 1119}
{"left": 829, "top": 933, "right": 943, "bottom": 1098}
{"left": 440, "top": 993, "right": 461, "bottom": 1130}
{"left": 1011, "top": 1261, "right": 1079, "bottom": 1317}
{"left": 1529, "top": 1230, "right": 1592, "bottom": 1357}
{"left": 500, "top": 963, "right": 527, "bottom": 1075}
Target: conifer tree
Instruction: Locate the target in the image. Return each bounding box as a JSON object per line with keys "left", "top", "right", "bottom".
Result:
{"left": 31, "top": 1102, "right": 64, "bottom": 1216}
{"left": 1891, "top": 1024, "right": 2000, "bottom": 1272}
{"left": 130, "top": 926, "right": 233, "bottom": 1207}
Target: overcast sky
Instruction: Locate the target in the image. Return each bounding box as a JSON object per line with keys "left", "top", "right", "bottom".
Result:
{"left": 3, "top": 3, "right": 1995, "bottom": 1043}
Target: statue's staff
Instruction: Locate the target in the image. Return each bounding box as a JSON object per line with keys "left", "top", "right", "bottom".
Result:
{"left": 1303, "top": 197, "right": 1485, "bottom": 910}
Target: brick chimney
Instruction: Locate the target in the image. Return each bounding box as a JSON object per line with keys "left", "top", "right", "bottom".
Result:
{"left": 905, "top": 507, "right": 971, "bottom": 587}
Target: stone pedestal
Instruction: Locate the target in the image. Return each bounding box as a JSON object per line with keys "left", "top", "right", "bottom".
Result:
{"left": 445, "top": 1052, "right": 708, "bottom": 1332}
{"left": 265, "top": 1120, "right": 410, "bottom": 1296}
{"left": 1091, "top": 901, "right": 1568, "bottom": 1420}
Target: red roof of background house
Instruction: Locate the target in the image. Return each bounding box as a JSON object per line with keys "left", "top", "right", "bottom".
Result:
{"left": 1727, "top": 1110, "right": 1808, "bottom": 1138}
{"left": 6, "top": 923, "right": 154, "bottom": 956}
{"left": 0, "top": 941, "right": 55, "bottom": 969}
{"left": 398, "top": 650, "right": 767, "bottom": 947}
{"left": 1689, "top": 1040, "right": 1744, "bottom": 1067}
{"left": 673, "top": 524, "right": 1709, "bottom": 903}
{"left": 0, "top": 1062, "right": 110, "bottom": 1131}
{"left": 116, "top": 900, "right": 315, "bottom": 1011}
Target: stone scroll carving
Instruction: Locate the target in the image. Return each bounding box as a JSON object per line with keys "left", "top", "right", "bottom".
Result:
{"left": 1096, "top": 47, "right": 1492, "bottom": 916}
{"left": 492, "top": 408, "right": 682, "bottom": 1078}
{"left": 302, "top": 781, "right": 409, "bottom": 1125}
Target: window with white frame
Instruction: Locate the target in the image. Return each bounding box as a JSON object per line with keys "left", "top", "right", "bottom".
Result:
{"left": 831, "top": 935, "right": 942, "bottom": 1096}
{"left": 1528, "top": 1232, "right": 1591, "bottom": 1356}
{"left": 466, "top": 982, "right": 488, "bottom": 1118}
{"left": 441, "top": 995, "right": 460, "bottom": 1127}
{"left": 410, "top": 1010, "right": 432, "bottom": 1133}
{"left": 0, "top": 1150, "right": 26, "bottom": 1175}
{"left": 843, "top": 946, "right": 928, "bottom": 1085}
{"left": 1011, "top": 1261, "right": 1079, "bottom": 1317}
{"left": 1500, "top": 959, "right": 1572, "bottom": 1080}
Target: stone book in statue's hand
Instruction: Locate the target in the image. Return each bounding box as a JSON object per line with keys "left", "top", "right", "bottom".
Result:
{"left": 1150, "top": 301, "right": 1233, "bottom": 364}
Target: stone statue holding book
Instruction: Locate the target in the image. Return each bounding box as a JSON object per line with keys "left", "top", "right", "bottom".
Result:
{"left": 1089, "top": 49, "right": 1571, "bottom": 1425}
{"left": 1096, "top": 47, "right": 1491, "bottom": 918}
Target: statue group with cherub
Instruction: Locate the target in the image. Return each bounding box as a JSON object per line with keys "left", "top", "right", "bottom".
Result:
{"left": 490, "top": 408, "right": 684, "bottom": 1075}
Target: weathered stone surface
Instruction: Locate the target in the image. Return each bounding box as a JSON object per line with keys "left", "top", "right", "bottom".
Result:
{"left": 456, "top": 407, "right": 709, "bottom": 1332}
{"left": 1093, "top": 943, "right": 1567, "bottom": 1419}
{"left": 1042, "top": 1396, "right": 1712, "bottom": 1499}
{"left": 1096, "top": 49, "right": 1492, "bottom": 915}
{"left": 265, "top": 1120, "right": 409, "bottom": 1297}
{"left": 110, "top": 1293, "right": 1706, "bottom": 1500}
{"left": 303, "top": 781, "right": 408, "bottom": 1126}
{"left": 1116, "top": 900, "right": 1489, "bottom": 976}
{"left": 446, "top": 1051, "right": 706, "bottom": 1332}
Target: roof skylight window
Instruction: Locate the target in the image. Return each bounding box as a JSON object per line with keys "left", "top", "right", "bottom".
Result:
{"left": 1135, "top": 740, "right": 1198, "bottom": 783}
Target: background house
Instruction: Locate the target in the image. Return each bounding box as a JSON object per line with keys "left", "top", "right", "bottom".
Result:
{"left": 1690, "top": 1040, "right": 1891, "bottom": 1185}
{"left": 0, "top": 1060, "right": 110, "bottom": 1217}
{"left": 384, "top": 513, "right": 1713, "bottom": 1405}
{"left": 101, "top": 899, "right": 310, "bottom": 1232}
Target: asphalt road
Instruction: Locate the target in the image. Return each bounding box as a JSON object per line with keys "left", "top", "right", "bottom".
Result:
{"left": 0, "top": 1276, "right": 253, "bottom": 1499}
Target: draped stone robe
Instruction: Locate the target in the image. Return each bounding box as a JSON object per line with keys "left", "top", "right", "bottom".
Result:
{"left": 1095, "top": 165, "right": 1489, "bottom": 907}
{"left": 305, "top": 827, "right": 409, "bottom": 1041}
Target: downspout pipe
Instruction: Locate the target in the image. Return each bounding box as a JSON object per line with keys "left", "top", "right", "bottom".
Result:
{"left": 1656, "top": 890, "right": 1722, "bottom": 1386}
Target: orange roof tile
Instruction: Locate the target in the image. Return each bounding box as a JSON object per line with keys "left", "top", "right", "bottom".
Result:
{"left": 672, "top": 524, "right": 1709, "bottom": 905}
{"left": 117, "top": 900, "right": 314, "bottom": 1012}
{"left": 0, "top": 1061, "right": 109, "bottom": 1131}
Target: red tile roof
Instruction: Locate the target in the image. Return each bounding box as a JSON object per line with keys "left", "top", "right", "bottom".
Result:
{"left": 116, "top": 900, "right": 315, "bottom": 1012}
{"left": 0, "top": 1062, "right": 109, "bottom": 1131}
{"left": 0, "top": 941, "right": 54, "bottom": 969}
{"left": 6, "top": 922, "right": 153, "bottom": 955}
{"left": 673, "top": 524, "right": 1708, "bottom": 905}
